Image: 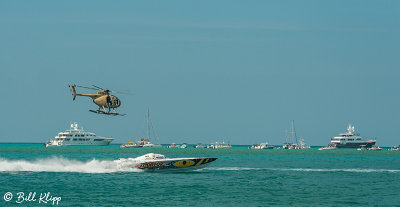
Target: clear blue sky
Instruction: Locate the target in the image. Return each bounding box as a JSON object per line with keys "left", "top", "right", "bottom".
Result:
{"left": 0, "top": 1, "right": 399, "bottom": 146}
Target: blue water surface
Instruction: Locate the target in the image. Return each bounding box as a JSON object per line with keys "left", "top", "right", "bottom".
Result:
{"left": 0, "top": 144, "right": 399, "bottom": 206}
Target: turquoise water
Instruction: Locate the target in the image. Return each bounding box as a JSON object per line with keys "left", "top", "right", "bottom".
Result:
{"left": 1, "top": 144, "right": 400, "bottom": 206}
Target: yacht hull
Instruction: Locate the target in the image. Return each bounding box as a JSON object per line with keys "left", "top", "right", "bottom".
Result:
{"left": 45, "top": 140, "right": 112, "bottom": 147}
{"left": 335, "top": 142, "right": 376, "bottom": 148}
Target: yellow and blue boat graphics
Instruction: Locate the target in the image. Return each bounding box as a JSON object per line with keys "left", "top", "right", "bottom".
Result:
{"left": 129, "top": 153, "right": 218, "bottom": 170}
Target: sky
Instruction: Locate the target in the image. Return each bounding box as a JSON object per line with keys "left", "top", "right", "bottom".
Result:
{"left": 0, "top": 1, "right": 399, "bottom": 146}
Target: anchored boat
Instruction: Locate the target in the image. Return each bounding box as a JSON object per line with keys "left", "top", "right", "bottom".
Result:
{"left": 210, "top": 142, "right": 232, "bottom": 149}
{"left": 249, "top": 142, "right": 274, "bottom": 149}
{"left": 330, "top": 124, "right": 376, "bottom": 148}
{"left": 45, "top": 122, "right": 113, "bottom": 147}
{"left": 120, "top": 109, "right": 161, "bottom": 148}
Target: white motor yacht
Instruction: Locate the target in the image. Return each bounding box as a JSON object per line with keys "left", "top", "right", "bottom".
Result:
{"left": 330, "top": 124, "right": 376, "bottom": 148}
{"left": 45, "top": 122, "right": 113, "bottom": 147}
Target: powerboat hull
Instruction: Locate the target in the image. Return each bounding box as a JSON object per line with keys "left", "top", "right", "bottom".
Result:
{"left": 115, "top": 153, "right": 217, "bottom": 171}
{"left": 136, "top": 158, "right": 217, "bottom": 170}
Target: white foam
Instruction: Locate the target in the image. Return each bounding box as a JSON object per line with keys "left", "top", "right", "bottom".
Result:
{"left": 207, "top": 167, "right": 400, "bottom": 173}
{"left": 208, "top": 167, "right": 264, "bottom": 171}
{"left": 0, "top": 157, "right": 143, "bottom": 173}
{"left": 283, "top": 168, "right": 400, "bottom": 173}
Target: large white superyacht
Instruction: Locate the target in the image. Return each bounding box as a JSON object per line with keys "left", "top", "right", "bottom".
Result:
{"left": 329, "top": 124, "right": 376, "bottom": 148}
{"left": 45, "top": 122, "right": 113, "bottom": 147}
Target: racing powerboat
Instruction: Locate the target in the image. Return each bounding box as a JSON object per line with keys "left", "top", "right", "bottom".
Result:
{"left": 115, "top": 153, "right": 217, "bottom": 171}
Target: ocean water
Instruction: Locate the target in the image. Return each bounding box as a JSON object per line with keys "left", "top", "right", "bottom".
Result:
{"left": 0, "top": 144, "right": 399, "bottom": 206}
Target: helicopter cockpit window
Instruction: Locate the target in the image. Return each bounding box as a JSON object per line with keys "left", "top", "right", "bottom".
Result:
{"left": 112, "top": 97, "right": 118, "bottom": 106}
{"left": 112, "top": 96, "right": 120, "bottom": 106}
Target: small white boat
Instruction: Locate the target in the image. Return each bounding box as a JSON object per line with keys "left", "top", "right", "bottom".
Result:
{"left": 120, "top": 142, "right": 142, "bottom": 148}
{"left": 368, "top": 146, "right": 382, "bottom": 151}
{"left": 180, "top": 143, "right": 188, "bottom": 148}
{"left": 167, "top": 143, "right": 180, "bottom": 148}
{"left": 121, "top": 138, "right": 161, "bottom": 148}
{"left": 283, "top": 143, "right": 298, "bottom": 149}
{"left": 387, "top": 145, "right": 400, "bottom": 151}
{"left": 210, "top": 142, "right": 232, "bottom": 149}
{"left": 297, "top": 138, "right": 311, "bottom": 149}
{"left": 194, "top": 143, "right": 207, "bottom": 148}
{"left": 358, "top": 145, "right": 382, "bottom": 151}
{"left": 249, "top": 142, "right": 274, "bottom": 149}
{"left": 139, "top": 138, "right": 162, "bottom": 148}
{"left": 115, "top": 153, "right": 218, "bottom": 171}
{"left": 318, "top": 144, "right": 336, "bottom": 150}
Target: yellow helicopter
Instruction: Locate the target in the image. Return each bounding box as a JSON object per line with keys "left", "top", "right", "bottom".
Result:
{"left": 68, "top": 84, "right": 126, "bottom": 116}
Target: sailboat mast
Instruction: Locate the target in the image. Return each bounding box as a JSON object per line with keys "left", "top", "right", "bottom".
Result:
{"left": 290, "top": 120, "right": 297, "bottom": 145}
{"left": 285, "top": 129, "right": 288, "bottom": 144}
{"left": 147, "top": 108, "right": 150, "bottom": 140}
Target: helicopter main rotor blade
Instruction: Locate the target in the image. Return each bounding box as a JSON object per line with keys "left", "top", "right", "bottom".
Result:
{"left": 92, "top": 85, "right": 105, "bottom": 90}
{"left": 75, "top": 85, "right": 99, "bottom": 90}
{"left": 75, "top": 84, "right": 134, "bottom": 95}
{"left": 112, "top": 90, "right": 136, "bottom": 95}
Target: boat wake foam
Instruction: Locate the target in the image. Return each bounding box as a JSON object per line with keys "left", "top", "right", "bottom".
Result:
{"left": 282, "top": 168, "right": 400, "bottom": 173}
{"left": 208, "top": 167, "right": 264, "bottom": 171}
{"left": 0, "top": 157, "right": 143, "bottom": 173}
{"left": 207, "top": 167, "right": 400, "bottom": 173}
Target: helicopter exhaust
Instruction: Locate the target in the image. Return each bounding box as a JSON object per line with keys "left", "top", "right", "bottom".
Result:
{"left": 68, "top": 84, "right": 77, "bottom": 100}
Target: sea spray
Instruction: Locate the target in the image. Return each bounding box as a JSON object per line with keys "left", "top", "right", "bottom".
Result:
{"left": 0, "top": 157, "right": 142, "bottom": 173}
{"left": 206, "top": 167, "right": 400, "bottom": 173}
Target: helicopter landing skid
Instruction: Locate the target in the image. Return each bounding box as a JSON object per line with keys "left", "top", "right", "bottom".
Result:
{"left": 89, "top": 109, "right": 126, "bottom": 116}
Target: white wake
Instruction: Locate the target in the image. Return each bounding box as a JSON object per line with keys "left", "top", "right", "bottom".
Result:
{"left": 0, "top": 157, "right": 143, "bottom": 173}
{"left": 207, "top": 167, "right": 400, "bottom": 173}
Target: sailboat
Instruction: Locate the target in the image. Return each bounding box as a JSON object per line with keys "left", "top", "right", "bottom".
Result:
{"left": 282, "top": 120, "right": 310, "bottom": 149}
{"left": 141, "top": 108, "right": 161, "bottom": 147}
{"left": 121, "top": 109, "right": 161, "bottom": 148}
{"left": 282, "top": 120, "right": 297, "bottom": 149}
